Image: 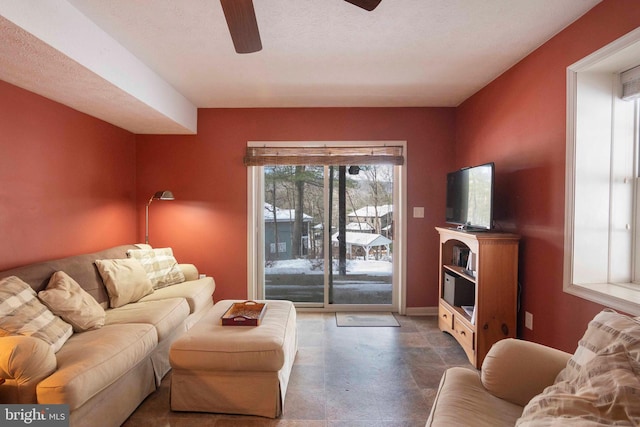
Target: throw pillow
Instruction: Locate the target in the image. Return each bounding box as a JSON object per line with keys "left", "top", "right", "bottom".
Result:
{"left": 38, "top": 271, "right": 105, "bottom": 332}
{"left": 126, "top": 247, "right": 185, "bottom": 289}
{"left": 0, "top": 276, "right": 73, "bottom": 353}
{"left": 94, "top": 259, "right": 154, "bottom": 308}
{"left": 554, "top": 309, "right": 640, "bottom": 383}
{"left": 516, "top": 343, "right": 640, "bottom": 426}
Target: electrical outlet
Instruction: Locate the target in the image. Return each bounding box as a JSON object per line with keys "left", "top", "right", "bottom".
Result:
{"left": 525, "top": 311, "right": 533, "bottom": 330}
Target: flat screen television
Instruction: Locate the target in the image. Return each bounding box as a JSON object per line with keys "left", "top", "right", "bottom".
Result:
{"left": 445, "top": 162, "right": 495, "bottom": 230}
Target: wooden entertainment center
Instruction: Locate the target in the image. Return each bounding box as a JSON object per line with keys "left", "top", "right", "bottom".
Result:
{"left": 436, "top": 227, "right": 520, "bottom": 368}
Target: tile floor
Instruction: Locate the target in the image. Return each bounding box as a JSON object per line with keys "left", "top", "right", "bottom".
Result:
{"left": 122, "top": 312, "right": 474, "bottom": 426}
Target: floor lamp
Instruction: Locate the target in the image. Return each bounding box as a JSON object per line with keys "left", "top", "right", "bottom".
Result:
{"left": 145, "top": 190, "right": 175, "bottom": 244}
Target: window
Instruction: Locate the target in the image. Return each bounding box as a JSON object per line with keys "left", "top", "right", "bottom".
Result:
{"left": 565, "top": 27, "right": 640, "bottom": 315}
{"left": 269, "top": 242, "right": 287, "bottom": 254}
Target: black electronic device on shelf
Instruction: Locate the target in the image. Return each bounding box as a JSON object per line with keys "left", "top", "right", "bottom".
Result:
{"left": 445, "top": 162, "right": 495, "bottom": 230}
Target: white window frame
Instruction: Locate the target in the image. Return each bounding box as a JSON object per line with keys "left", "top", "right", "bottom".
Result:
{"left": 247, "top": 140, "right": 408, "bottom": 314}
{"left": 564, "top": 27, "right": 640, "bottom": 315}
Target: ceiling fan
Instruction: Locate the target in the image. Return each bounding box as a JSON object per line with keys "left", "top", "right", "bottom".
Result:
{"left": 220, "top": 0, "right": 383, "bottom": 54}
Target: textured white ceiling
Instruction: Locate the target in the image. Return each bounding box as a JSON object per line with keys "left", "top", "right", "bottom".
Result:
{"left": 0, "top": 0, "right": 602, "bottom": 133}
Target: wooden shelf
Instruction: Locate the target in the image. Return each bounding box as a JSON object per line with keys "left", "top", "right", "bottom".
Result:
{"left": 436, "top": 227, "right": 519, "bottom": 368}
{"left": 443, "top": 264, "right": 476, "bottom": 283}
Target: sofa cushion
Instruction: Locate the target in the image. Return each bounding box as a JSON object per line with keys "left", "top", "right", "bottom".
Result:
{"left": 139, "top": 277, "right": 215, "bottom": 315}
{"left": 105, "top": 298, "right": 189, "bottom": 342}
{"left": 516, "top": 343, "right": 640, "bottom": 426}
{"left": 38, "top": 271, "right": 105, "bottom": 332}
{"left": 95, "top": 259, "right": 154, "bottom": 308}
{"left": 36, "top": 323, "right": 157, "bottom": 411}
{"left": 425, "top": 366, "right": 524, "bottom": 427}
{"left": 127, "top": 248, "right": 185, "bottom": 290}
{"left": 555, "top": 309, "right": 640, "bottom": 383}
{"left": 0, "top": 276, "right": 73, "bottom": 353}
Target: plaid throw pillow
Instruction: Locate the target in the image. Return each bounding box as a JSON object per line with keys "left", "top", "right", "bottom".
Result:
{"left": 127, "top": 247, "right": 185, "bottom": 290}
{"left": 0, "top": 276, "right": 73, "bottom": 352}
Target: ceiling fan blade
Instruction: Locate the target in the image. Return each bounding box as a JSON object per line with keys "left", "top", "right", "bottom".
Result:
{"left": 220, "top": 0, "right": 262, "bottom": 54}
{"left": 344, "top": 0, "right": 382, "bottom": 11}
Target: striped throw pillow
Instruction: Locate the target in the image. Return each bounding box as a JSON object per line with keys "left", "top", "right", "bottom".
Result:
{"left": 0, "top": 276, "right": 73, "bottom": 353}
{"left": 554, "top": 309, "right": 640, "bottom": 383}
{"left": 517, "top": 343, "right": 640, "bottom": 426}
{"left": 127, "top": 247, "right": 185, "bottom": 290}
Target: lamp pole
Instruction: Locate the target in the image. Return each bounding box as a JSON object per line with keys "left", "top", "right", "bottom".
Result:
{"left": 145, "top": 191, "right": 174, "bottom": 245}
{"left": 145, "top": 199, "right": 152, "bottom": 244}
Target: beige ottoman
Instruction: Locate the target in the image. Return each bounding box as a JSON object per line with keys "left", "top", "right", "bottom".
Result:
{"left": 169, "top": 299, "right": 297, "bottom": 418}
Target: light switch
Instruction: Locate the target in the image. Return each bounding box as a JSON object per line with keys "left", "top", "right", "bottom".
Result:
{"left": 413, "top": 207, "right": 424, "bottom": 218}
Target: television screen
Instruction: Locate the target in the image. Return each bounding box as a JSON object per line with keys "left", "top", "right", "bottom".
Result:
{"left": 446, "top": 162, "right": 494, "bottom": 230}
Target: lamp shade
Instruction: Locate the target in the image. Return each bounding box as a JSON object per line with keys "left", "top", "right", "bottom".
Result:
{"left": 152, "top": 190, "right": 174, "bottom": 201}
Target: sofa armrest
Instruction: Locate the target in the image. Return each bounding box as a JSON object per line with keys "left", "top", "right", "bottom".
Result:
{"left": 178, "top": 264, "right": 199, "bottom": 281}
{"left": 480, "top": 338, "right": 571, "bottom": 407}
{"left": 0, "top": 336, "right": 57, "bottom": 403}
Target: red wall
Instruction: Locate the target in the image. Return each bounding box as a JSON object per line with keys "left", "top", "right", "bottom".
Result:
{"left": 456, "top": 0, "right": 640, "bottom": 351}
{"left": 0, "top": 80, "right": 137, "bottom": 270}
{"left": 136, "top": 108, "right": 456, "bottom": 303}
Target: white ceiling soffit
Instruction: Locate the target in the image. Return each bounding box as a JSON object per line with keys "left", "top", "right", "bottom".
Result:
{"left": 0, "top": 0, "right": 602, "bottom": 134}
{"left": 0, "top": 1, "right": 197, "bottom": 134}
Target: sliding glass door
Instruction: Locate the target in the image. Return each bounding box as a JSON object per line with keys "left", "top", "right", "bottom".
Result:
{"left": 245, "top": 142, "right": 406, "bottom": 312}
{"left": 259, "top": 162, "right": 397, "bottom": 309}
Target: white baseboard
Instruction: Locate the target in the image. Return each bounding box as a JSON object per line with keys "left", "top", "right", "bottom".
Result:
{"left": 405, "top": 306, "right": 438, "bottom": 316}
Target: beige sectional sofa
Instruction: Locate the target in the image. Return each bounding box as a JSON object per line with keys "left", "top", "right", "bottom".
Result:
{"left": 0, "top": 244, "right": 215, "bottom": 427}
{"left": 426, "top": 309, "right": 640, "bottom": 426}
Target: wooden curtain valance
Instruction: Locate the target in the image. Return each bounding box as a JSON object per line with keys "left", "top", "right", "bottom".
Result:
{"left": 243, "top": 145, "right": 404, "bottom": 166}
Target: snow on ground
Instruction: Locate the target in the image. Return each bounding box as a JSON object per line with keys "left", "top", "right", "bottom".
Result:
{"left": 265, "top": 258, "right": 392, "bottom": 276}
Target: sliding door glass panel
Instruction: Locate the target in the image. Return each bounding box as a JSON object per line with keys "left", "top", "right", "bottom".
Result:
{"left": 329, "top": 165, "right": 394, "bottom": 305}
{"left": 263, "top": 166, "right": 325, "bottom": 303}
